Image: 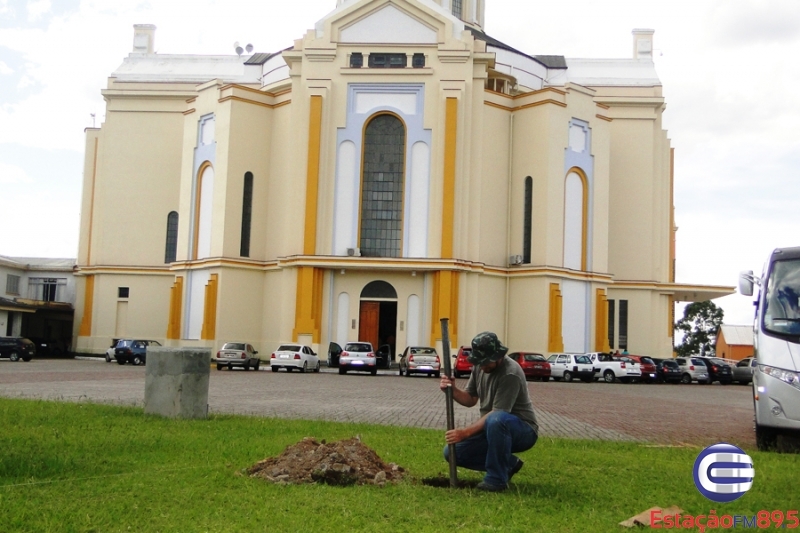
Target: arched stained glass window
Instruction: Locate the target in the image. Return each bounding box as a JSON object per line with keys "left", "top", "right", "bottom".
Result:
{"left": 165, "top": 211, "right": 178, "bottom": 263}
{"left": 240, "top": 172, "right": 253, "bottom": 257}
{"left": 523, "top": 176, "right": 532, "bottom": 264}
{"left": 360, "top": 114, "right": 406, "bottom": 258}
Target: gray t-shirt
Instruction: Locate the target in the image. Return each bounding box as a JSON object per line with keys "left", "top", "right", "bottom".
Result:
{"left": 465, "top": 356, "right": 539, "bottom": 433}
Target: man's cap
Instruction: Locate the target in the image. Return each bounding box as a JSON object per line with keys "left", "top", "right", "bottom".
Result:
{"left": 468, "top": 331, "right": 508, "bottom": 366}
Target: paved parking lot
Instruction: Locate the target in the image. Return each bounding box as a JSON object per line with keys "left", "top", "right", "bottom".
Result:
{"left": 0, "top": 358, "right": 756, "bottom": 448}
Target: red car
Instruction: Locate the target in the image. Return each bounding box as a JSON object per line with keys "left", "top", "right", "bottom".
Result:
{"left": 509, "top": 352, "right": 551, "bottom": 381}
{"left": 621, "top": 355, "right": 658, "bottom": 383}
{"left": 453, "top": 346, "right": 474, "bottom": 378}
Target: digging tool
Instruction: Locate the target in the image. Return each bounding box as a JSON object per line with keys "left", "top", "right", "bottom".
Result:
{"left": 440, "top": 318, "right": 458, "bottom": 488}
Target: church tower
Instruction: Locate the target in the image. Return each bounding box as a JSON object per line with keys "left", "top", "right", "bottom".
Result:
{"left": 335, "top": 0, "right": 485, "bottom": 29}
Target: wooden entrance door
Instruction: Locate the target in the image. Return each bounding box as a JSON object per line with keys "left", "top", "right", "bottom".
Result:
{"left": 359, "top": 302, "right": 380, "bottom": 350}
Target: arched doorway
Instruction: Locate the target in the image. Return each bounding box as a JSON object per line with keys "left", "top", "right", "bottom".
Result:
{"left": 359, "top": 280, "right": 397, "bottom": 367}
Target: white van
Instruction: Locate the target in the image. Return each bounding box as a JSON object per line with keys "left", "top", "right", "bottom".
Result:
{"left": 740, "top": 247, "right": 800, "bottom": 451}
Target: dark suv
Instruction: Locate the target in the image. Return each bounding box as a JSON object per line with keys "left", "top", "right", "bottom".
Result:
{"left": 0, "top": 337, "right": 36, "bottom": 361}
{"left": 115, "top": 339, "right": 161, "bottom": 365}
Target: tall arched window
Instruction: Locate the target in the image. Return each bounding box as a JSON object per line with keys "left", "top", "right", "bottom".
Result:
{"left": 563, "top": 170, "right": 588, "bottom": 271}
{"left": 164, "top": 211, "right": 178, "bottom": 263}
{"left": 240, "top": 172, "right": 253, "bottom": 257}
{"left": 452, "top": 0, "right": 463, "bottom": 18}
{"left": 523, "top": 176, "right": 533, "bottom": 264}
{"left": 360, "top": 114, "right": 406, "bottom": 258}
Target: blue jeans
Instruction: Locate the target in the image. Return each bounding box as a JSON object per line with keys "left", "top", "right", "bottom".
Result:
{"left": 443, "top": 411, "right": 538, "bottom": 487}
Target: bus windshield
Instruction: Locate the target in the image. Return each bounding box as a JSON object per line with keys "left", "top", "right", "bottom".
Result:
{"left": 764, "top": 259, "right": 800, "bottom": 336}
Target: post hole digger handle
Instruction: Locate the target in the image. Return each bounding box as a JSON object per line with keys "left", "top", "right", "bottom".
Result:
{"left": 440, "top": 318, "right": 458, "bottom": 488}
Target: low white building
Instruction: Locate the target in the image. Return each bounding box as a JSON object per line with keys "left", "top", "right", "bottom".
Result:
{"left": 0, "top": 255, "right": 76, "bottom": 352}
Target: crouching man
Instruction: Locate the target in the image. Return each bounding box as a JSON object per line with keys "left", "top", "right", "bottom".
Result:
{"left": 439, "top": 332, "right": 539, "bottom": 492}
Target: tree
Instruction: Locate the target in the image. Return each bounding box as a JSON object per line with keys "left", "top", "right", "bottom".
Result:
{"left": 674, "top": 300, "right": 724, "bottom": 357}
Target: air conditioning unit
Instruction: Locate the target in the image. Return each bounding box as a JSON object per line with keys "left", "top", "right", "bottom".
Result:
{"left": 347, "top": 248, "right": 361, "bottom": 257}
{"left": 508, "top": 255, "right": 523, "bottom": 266}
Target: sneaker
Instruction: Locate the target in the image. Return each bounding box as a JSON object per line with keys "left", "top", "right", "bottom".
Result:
{"left": 508, "top": 459, "right": 524, "bottom": 482}
{"left": 476, "top": 481, "right": 507, "bottom": 492}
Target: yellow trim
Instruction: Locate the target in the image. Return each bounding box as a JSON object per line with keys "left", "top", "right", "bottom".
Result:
{"left": 293, "top": 266, "right": 323, "bottom": 343}
{"left": 596, "top": 114, "right": 613, "bottom": 122}
{"left": 183, "top": 109, "right": 196, "bottom": 116}
{"left": 442, "top": 97, "right": 458, "bottom": 259}
{"left": 303, "top": 95, "right": 323, "bottom": 256}
{"left": 548, "top": 283, "right": 564, "bottom": 352}
{"left": 193, "top": 161, "right": 213, "bottom": 261}
{"left": 78, "top": 275, "right": 95, "bottom": 337}
{"left": 167, "top": 276, "right": 184, "bottom": 340}
{"left": 565, "top": 167, "right": 589, "bottom": 272}
{"left": 357, "top": 111, "right": 408, "bottom": 256}
{"left": 86, "top": 137, "right": 99, "bottom": 265}
{"left": 430, "top": 270, "right": 459, "bottom": 347}
{"left": 595, "top": 288, "right": 611, "bottom": 352}
{"left": 200, "top": 274, "right": 218, "bottom": 340}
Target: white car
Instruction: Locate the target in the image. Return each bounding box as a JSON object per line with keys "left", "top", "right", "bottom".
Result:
{"left": 270, "top": 344, "right": 320, "bottom": 373}
{"left": 339, "top": 342, "right": 378, "bottom": 375}
{"left": 585, "top": 352, "right": 642, "bottom": 383}
{"left": 675, "top": 357, "right": 710, "bottom": 384}
{"left": 105, "top": 339, "right": 121, "bottom": 362}
{"left": 546, "top": 354, "right": 598, "bottom": 382}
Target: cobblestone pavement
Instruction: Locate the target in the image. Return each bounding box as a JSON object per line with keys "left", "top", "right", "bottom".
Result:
{"left": 0, "top": 358, "right": 756, "bottom": 448}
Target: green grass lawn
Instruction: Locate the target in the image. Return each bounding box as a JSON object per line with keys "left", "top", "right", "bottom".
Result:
{"left": 0, "top": 399, "right": 797, "bottom": 532}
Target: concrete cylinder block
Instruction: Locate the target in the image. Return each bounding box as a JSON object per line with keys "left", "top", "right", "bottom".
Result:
{"left": 144, "top": 347, "right": 211, "bottom": 419}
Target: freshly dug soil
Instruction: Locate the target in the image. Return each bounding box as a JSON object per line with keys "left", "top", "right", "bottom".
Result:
{"left": 247, "top": 436, "right": 405, "bottom": 487}
{"left": 421, "top": 475, "right": 479, "bottom": 489}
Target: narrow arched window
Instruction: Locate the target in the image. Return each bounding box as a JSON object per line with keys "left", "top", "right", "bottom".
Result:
{"left": 360, "top": 114, "right": 406, "bottom": 258}
{"left": 523, "top": 176, "right": 532, "bottom": 264}
{"left": 165, "top": 211, "right": 178, "bottom": 263}
{"left": 240, "top": 172, "right": 253, "bottom": 257}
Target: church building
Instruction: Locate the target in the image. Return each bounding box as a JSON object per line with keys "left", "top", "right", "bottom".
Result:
{"left": 74, "top": 0, "right": 732, "bottom": 359}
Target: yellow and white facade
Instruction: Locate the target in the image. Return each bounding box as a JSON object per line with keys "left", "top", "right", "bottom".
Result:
{"left": 74, "top": 0, "right": 732, "bottom": 358}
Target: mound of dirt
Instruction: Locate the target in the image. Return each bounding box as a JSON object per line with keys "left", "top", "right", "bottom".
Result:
{"left": 247, "top": 436, "right": 405, "bottom": 487}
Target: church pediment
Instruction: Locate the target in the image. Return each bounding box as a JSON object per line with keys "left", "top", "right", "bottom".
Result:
{"left": 340, "top": 4, "right": 437, "bottom": 44}
{"left": 318, "top": 0, "right": 465, "bottom": 45}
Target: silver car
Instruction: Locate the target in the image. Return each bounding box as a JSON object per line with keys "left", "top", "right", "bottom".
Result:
{"left": 675, "top": 357, "right": 710, "bottom": 384}
{"left": 733, "top": 357, "right": 757, "bottom": 385}
{"left": 399, "top": 346, "right": 441, "bottom": 377}
{"left": 215, "top": 342, "right": 260, "bottom": 371}
{"left": 339, "top": 342, "right": 377, "bottom": 375}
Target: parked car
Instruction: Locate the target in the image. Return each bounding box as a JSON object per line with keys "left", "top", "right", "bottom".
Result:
{"left": 586, "top": 352, "right": 641, "bottom": 383}
{"left": 675, "top": 356, "right": 710, "bottom": 384}
{"left": 546, "top": 353, "right": 597, "bottom": 382}
{"left": 105, "top": 339, "right": 121, "bottom": 362}
{"left": 508, "top": 352, "right": 551, "bottom": 381}
{"left": 399, "top": 346, "right": 441, "bottom": 377}
{"left": 115, "top": 339, "right": 161, "bottom": 365}
{"left": 696, "top": 356, "right": 733, "bottom": 385}
{"left": 623, "top": 355, "right": 658, "bottom": 383}
{"left": 732, "top": 357, "right": 757, "bottom": 385}
{"left": 270, "top": 344, "right": 320, "bottom": 373}
{"left": 215, "top": 342, "right": 261, "bottom": 371}
{"left": 338, "top": 342, "right": 378, "bottom": 375}
{"left": 453, "top": 346, "right": 474, "bottom": 378}
{"left": 0, "top": 337, "right": 35, "bottom": 361}
{"left": 28, "top": 337, "right": 68, "bottom": 357}
{"left": 651, "top": 358, "right": 682, "bottom": 384}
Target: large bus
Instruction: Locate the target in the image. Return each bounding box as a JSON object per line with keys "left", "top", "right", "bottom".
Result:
{"left": 740, "top": 247, "right": 800, "bottom": 451}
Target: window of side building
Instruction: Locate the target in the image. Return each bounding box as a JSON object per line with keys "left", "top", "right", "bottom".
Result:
{"left": 6, "top": 274, "right": 20, "bottom": 295}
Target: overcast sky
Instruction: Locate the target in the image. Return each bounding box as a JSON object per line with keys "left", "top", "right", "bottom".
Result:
{"left": 1, "top": 0, "right": 799, "bottom": 327}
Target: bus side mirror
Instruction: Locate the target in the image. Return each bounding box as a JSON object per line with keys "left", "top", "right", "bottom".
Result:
{"left": 739, "top": 270, "right": 754, "bottom": 297}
